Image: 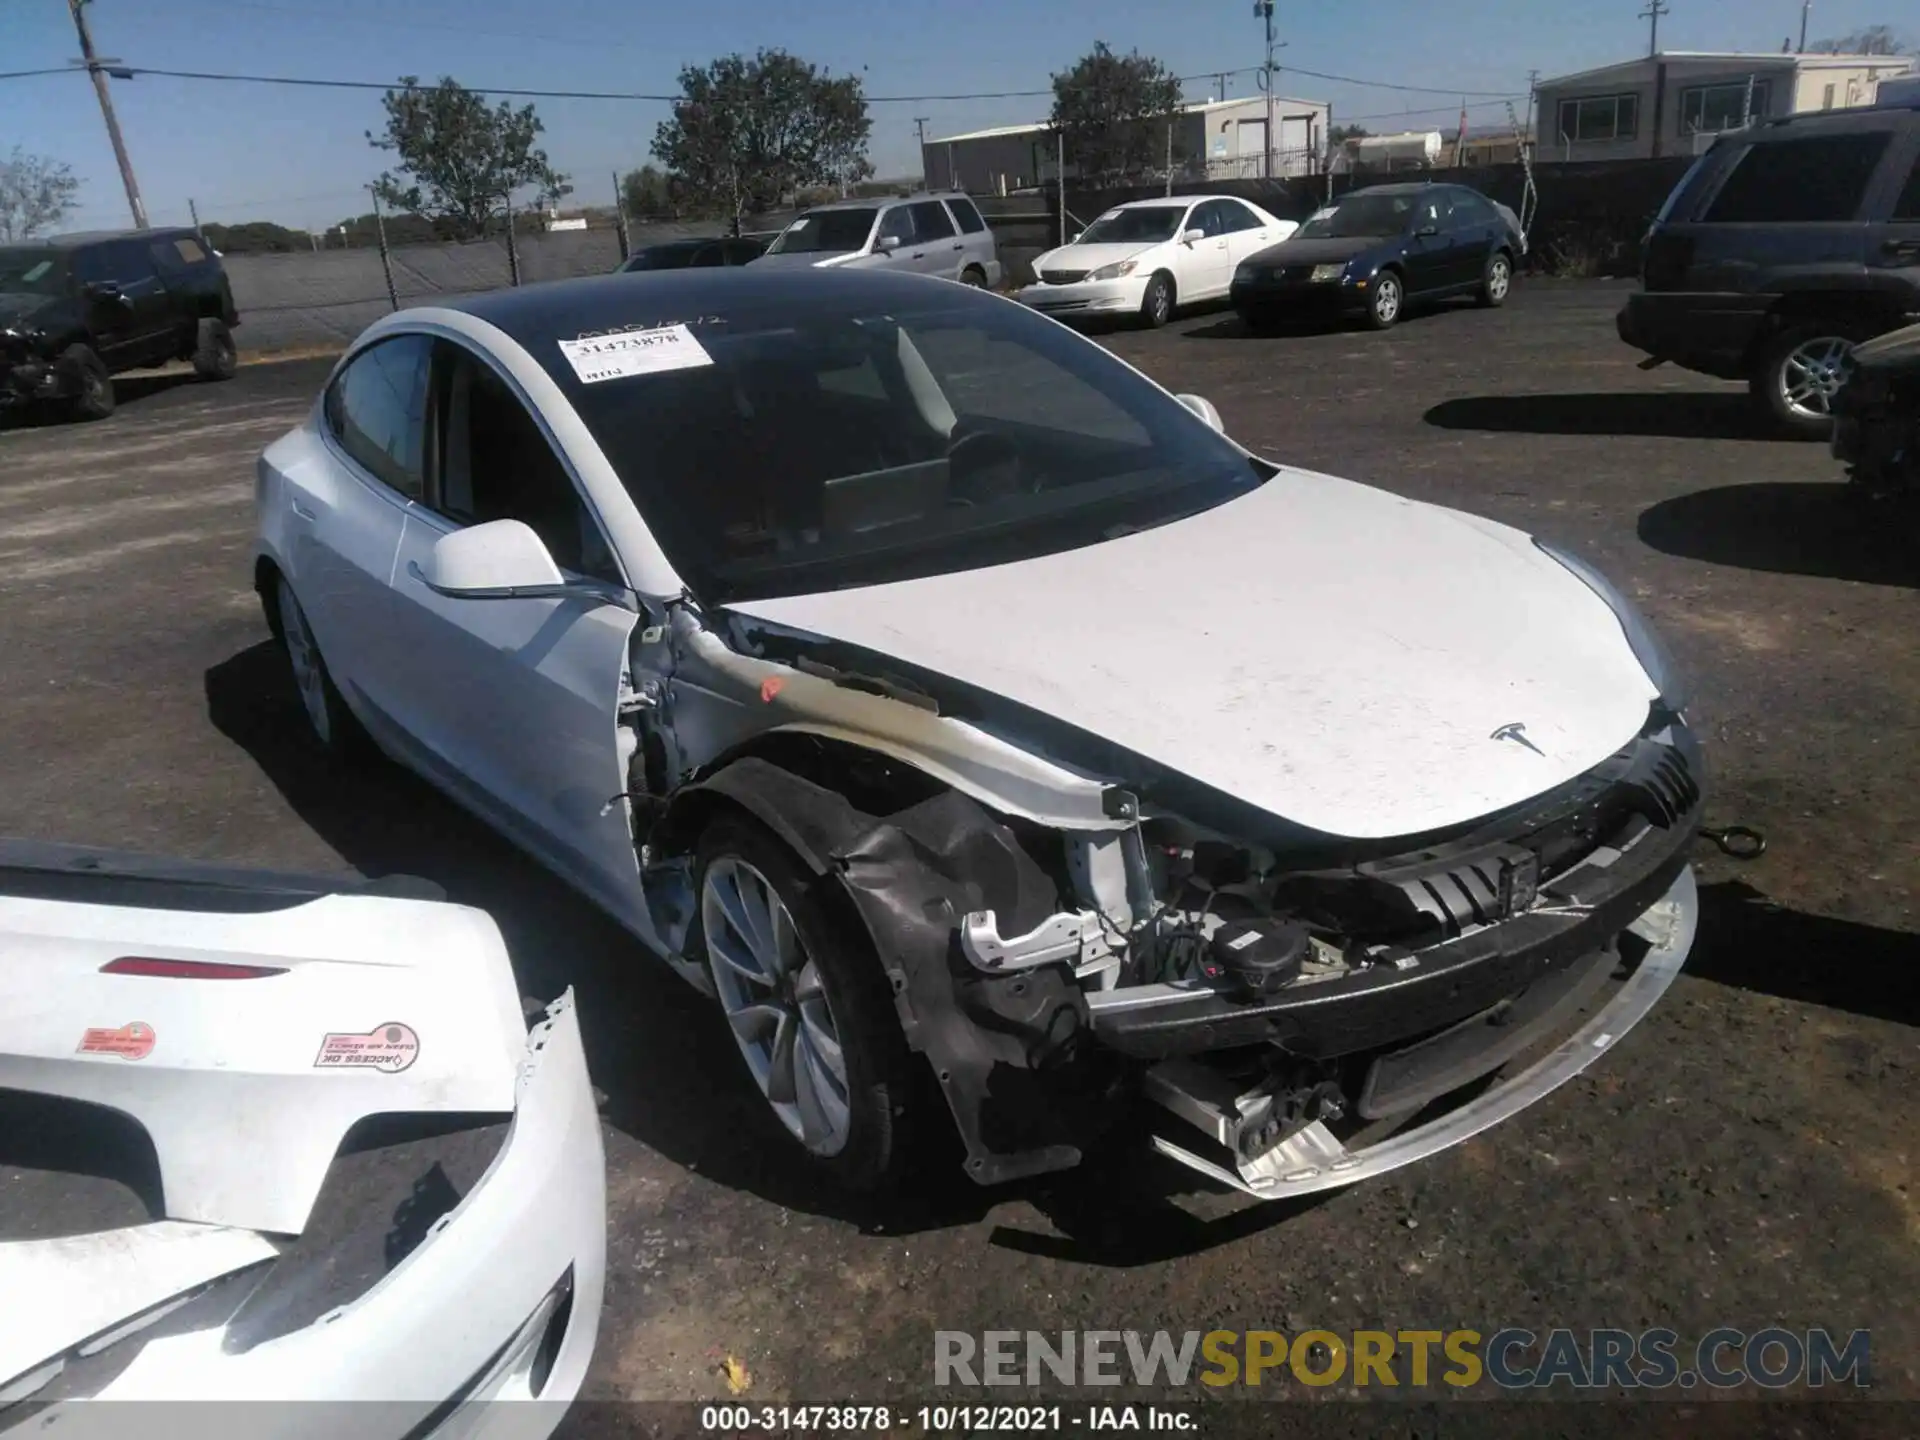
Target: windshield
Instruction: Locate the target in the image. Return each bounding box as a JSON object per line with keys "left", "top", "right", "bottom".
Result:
{"left": 766, "top": 209, "right": 878, "bottom": 255}
{"left": 623, "top": 245, "right": 700, "bottom": 272}
{"left": 1077, "top": 207, "right": 1187, "bottom": 245}
{"left": 0, "top": 248, "right": 67, "bottom": 296}
{"left": 550, "top": 292, "right": 1267, "bottom": 603}
{"left": 1296, "top": 195, "right": 1416, "bottom": 240}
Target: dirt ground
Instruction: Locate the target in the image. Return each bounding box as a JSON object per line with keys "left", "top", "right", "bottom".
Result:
{"left": 1, "top": 278, "right": 1915, "bottom": 1424}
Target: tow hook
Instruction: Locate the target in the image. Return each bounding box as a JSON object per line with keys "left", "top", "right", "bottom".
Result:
{"left": 1699, "top": 825, "right": 1766, "bottom": 860}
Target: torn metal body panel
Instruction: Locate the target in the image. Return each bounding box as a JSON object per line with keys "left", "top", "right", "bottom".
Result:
{"left": 0, "top": 845, "right": 605, "bottom": 1431}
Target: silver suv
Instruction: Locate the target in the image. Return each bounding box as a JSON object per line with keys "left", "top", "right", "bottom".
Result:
{"left": 752, "top": 192, "right": 1002, "bottom": 287}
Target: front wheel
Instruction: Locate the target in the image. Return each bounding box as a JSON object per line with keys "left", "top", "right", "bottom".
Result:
{"left": 1477, "top": 251, "right": 1513, "bottom": 308}
{"left": 275, "top": 576, "right": 366, "bottom": 758}
{"left": 1752, "top": 324, "right": 1869, "bottom": 438}
{"left": 695, "top": 815, "right": 916, "bottom": 1191}
{"left": 1139, "top": 272, "right": 1175, "bottom": 328}
{"left": 59, "top": 345, "right": 115, "bottom": 421}
{"left": 1365, "top": 271, "right": 1404, "bottom": 330}
{"left": 960, "top": 265, "right": 989, "bottom": 288}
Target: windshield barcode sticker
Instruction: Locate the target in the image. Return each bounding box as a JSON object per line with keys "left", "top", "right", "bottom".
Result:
{"left": 559, "top": 324, "right": 713, "bottom": 384}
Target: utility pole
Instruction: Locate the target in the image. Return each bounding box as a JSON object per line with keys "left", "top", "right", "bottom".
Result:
{"left": 1525, "top": 69, "right": 1541, "bottom": 135}
{"left": 1639, "top": 0, "right": 1670, "bottom": 59}
{"left": 1799, "top": 1, "right": 1811, "bottom": 52}
{"left": 368, "top": 186, "right": 398, "bottom": 311}
{"left": 914, "top": 117, "right": 931, "bottom": 185}
{"left": 67, "top": 0, "right": 146, "bottom": 229}
{"left": 1216, "top": 72, "right": 1230, "bottom": 102}
{"left": 1255, "top": 0, "right": 1278, "bottom": 179}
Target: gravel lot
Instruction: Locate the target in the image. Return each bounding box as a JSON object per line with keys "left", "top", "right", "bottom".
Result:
{"left": 2, "top": 278, "right": 1915, "bottom": 1421}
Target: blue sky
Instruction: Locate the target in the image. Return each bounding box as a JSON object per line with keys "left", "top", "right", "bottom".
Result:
{"left": 0, "top": 0, "right": 1899, "bottom": 231}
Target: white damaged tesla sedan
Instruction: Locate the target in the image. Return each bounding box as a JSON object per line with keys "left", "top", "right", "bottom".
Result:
{"left": 0, "top": 840, "right": 603, "bottom": 1429}
{"left": 250, "top": 268, "right": 1702, "bottom": 1200}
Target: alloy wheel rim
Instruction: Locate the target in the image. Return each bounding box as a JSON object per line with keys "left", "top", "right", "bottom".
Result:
{"left": 1490, "top": 261, "right": 1510, "bottom": 299}
{"left": 1152, "top": 282, "right": 1170, "bottom": 322}
{"left": 1779, "top": 337, "right": 1853, "bottom": 420}
{"left": 701, "top": 856, "right": 852, "bottom": 1156}
{"left": 1376, "top": 278, "right": 1401, "bottom": 321}
{"left": 278, "top": 583, "right": 332, "bottom": 744}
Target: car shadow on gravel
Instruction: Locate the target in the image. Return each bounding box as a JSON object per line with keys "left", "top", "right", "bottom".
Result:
{"left": 1691, "top": 880, "right": 1920, "bottom": 1029}
{"left": 0, "top": 372, "right": 199, "bottom": 433}
{"left": 1638, "top": 482, "right": 1920, "bottom": 587}
{"left": 204, "top": 640, "right": 1290, "bottom": 1252}
{"left": 1424, "top": 391, "right": 1775, "bottom": 441}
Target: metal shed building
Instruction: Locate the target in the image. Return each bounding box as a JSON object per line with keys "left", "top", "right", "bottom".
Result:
{"left": 922, "top": 94, "right": 1334, "bottom": 194}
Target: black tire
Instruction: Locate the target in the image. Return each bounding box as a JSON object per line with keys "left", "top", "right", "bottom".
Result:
{"left": 192, "top": 317, "right": 238, "bottom": 381}
{"left": 1751, "top": 322, "right": 1873, "bottom": 439}
{"left": 1140, "top": 271, "right": 1175, "bottom": 328}
{"left": 273, "top": 575, "right": 368, "bottom": 759}
{"left": 1477, "top": 250, "right": 1513, "bottom": 308}
{"left": 59, "top": 345, "right": 115, "bottom": 421}
{"left": 1364, "top": 270, "right": 1405, "bottom": 330}
{"left": 693, "top": 813, "right": 916, "bottom": 1192}
{"left": 960, "top": 265, "right": 989, "bottom": 288}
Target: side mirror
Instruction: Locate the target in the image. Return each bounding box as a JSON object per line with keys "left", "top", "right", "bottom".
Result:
{"left": 1175, "top": 393, "right": 1225, "bottom": 433}
{"left": 876, "top": 234, "right": 903, "bottom": 252}
{"left": 412, "top": 519, "right": 581, "bottom": 600}
{"left": 1182, "top": 228, "right": 1206, "bottom": 245}
{"left": 1415, "top": 224, "right": 1441, "bottom": 238}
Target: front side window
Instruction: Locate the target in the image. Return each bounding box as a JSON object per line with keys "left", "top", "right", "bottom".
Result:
{"left": 1221, "top": 201, "right": 1265, "bottom": 233}
{"left": 323, "top": 335, "right": 432, "bottom": 501}
{"left": 909, "top": 201, "right": 956, "bottom": 241}
{"left": 766, "top": 208, "right": 878, "bottom": 255}
{"left": 1703, "top": 133, "right": 1891, "bottom": 223}
{"left": 542, "top": 291, "right": 1267, "bottom": 603}
{"left": 1558, "top": 93, "right": 1639, "bottom": 144}
{"left": 425, "top": 342, "right": 621, "bottom": 583}
{"left": 1679, "top": 80, "right": 1771, "bottom": 135}
{"left": 1076, "top": 206, "right": 1187, "bottom": 245}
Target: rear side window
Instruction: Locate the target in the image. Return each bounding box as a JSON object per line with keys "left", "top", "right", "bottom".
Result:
{"left": 1450, "top": 193, "right": 1498, "bottom": 227}
{"left": 1895, "top": 155, "right": 1920, "bottom": 221}
{"left": 909, "top": 201, "right": 957, "bottom": 241}
{"left": 946, "top": 197, "right": 987, "bottom": 234}
{"left": 1703, "top": 133, "right": 1892, "bottom": 223}
{"left": 323, "top": 335, "right": 432, "bottom": 501}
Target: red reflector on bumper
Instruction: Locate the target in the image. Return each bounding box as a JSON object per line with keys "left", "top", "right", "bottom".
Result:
{"left": 101, "top": 956, "right": 288, "bottom": 979}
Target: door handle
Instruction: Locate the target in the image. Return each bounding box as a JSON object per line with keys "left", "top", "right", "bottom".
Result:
{"left": 952, "top": 243, "right": 964, "bottom": 251}
{"left": 1884, "top": 239, "right": 1920, "bottom": 258}
{"left": 290, "top": 500, "right": 317, "bottom": 522}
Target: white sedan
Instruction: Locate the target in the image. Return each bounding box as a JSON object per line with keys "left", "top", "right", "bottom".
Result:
{"left": 1017, "top": 195, "right": 1298, "bottom": 327}
{"left": 251, "top": 267, "right": 1702, "bottom": 1201}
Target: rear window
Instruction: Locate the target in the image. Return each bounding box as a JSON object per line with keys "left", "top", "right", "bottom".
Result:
{"left": 1702, "top": 132, "right": 1892, "bottom": 223}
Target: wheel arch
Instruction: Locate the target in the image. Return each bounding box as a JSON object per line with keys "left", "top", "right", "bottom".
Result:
{"left": 254, "top": 555, "right": 286, "bottom": 641}
{"left": 1745, "top": 290, "right": 1905, "bottom": 366}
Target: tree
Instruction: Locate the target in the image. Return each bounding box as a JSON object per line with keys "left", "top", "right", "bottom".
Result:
{"left": 620, "top": 164, "right": 680, "bottom": 219}
{"left": 368, "top": 76, "right": 570, "bottom": 241}
{"left": 201, "top": 220, "right": 313, "bottom": 254}
{"left": 1328, "top": 124, "right": 1373, "bottom": 145}
{"left": 0, "top": 148, "right": 79, "bottom": 242}
{"left": 1808, "top": 25, "right": 1909, "bottom": 54}
{"left": 651, "top": 49, "right": 873, "bottom": 229}
{"left": 1049, "top": 43, "right": 1185, "bottom": 183}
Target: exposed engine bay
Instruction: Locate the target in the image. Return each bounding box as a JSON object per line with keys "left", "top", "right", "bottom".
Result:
{"left": 625, "top": 599, "right": 1706, "bottom": 1197}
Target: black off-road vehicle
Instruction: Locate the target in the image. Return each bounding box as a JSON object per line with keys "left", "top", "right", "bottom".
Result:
{"left": 1, "top": 228, "right": 240, "bottom": 422}
{"left": 1617, "top": 100, "right": 1920, "bottom": 437}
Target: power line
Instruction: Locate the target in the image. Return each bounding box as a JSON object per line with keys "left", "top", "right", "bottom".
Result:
{"left": 0, "top": 67, "right": 74, "bottom": 80}
{"left": 3, "top": 61, "right": 1530, "bottom": 107}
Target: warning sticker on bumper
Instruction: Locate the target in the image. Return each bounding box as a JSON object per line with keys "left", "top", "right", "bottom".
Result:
{"left": 78, "top": 1022, "right": 155, "bottom": 1061}
{"left": 315, "top": 1022, "right": 420, "bottom": 1073}
{"left": 558, "top": 324, "right": 712, "bottom": 384}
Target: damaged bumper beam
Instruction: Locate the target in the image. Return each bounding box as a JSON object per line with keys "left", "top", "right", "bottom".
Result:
{"left": 1147, "top": 866, "right": 1698, "bottom": 1199}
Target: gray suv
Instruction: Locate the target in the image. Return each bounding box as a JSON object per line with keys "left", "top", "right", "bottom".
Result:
{"left": 752, "top": 192, "right": 1002, "bottom": 287}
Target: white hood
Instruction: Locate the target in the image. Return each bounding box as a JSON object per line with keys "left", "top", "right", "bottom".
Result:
{"left": 731, "top": 469, "right": 1660, "bottom": 840}
{"left": 1032, "top": 242, "right": 1161, "bottom": 276}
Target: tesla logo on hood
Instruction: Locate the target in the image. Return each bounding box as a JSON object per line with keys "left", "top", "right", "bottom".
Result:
{"left": 1491, "top": 722, "right": 1545, "bottom": 756}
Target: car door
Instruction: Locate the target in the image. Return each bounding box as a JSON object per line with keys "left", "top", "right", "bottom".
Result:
{"left": 72, "top": 241, "right": 166, "bottom": 366}
{"left": 906, "top": 199, "right": 963, "bottom": 278}
{"left": 1442, "top": 190, "right": 1501, "bottom": 288}
{"left": 1403, "top": 192, "right": 1454, "bottom": 295}
{"left": 1183, "top": 201, "right": 1236, "bottom": 299}
{"left": 387, "top": 336, "right": 643, "bottom": 907}
{"left": 1865, "top": 132, "right": 1920, "bottom": 310}
{"left": 1219, "top": 199, "right": 1282, "bottom": 269}
{"left": 294, "top": 334, "right": 435, "bottom": 724}
{"left": 859, "top": 204, "right": 919, "bottom": 272}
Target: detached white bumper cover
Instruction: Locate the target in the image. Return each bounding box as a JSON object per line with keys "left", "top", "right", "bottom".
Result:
{"left": 0, "top": 848, "right": 605, "bottom": 1437}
